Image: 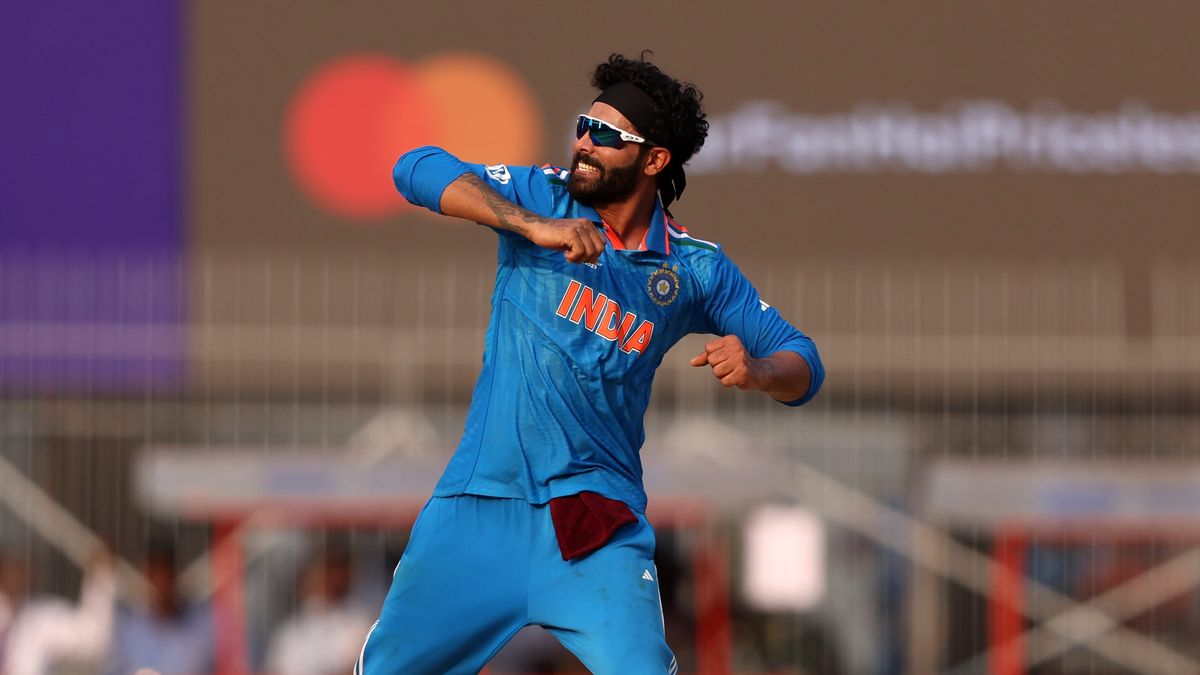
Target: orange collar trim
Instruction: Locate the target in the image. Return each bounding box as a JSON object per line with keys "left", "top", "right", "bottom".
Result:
{"left": 601, "top": 222, "right": 650, "bottom": 251}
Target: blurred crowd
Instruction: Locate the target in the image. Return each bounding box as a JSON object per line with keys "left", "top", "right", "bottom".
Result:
{"left": 0, "top": 540, "right": 376, "bottom": 675}
{"left": 0, "top": 524, "right": 894, "bottom": 675}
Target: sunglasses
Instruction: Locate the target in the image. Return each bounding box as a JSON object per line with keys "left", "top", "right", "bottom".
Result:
{"left": 575, "top": 114, "right": 648, "bottom": 148}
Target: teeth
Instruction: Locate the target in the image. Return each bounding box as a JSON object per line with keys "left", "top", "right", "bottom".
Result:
{"left": 577, "top": 164, "right": 598, "bottom": 174}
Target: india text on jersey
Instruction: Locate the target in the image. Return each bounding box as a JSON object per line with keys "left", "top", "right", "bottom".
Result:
{"left": 554, "top": 280, "right": 655, "bottom": 356}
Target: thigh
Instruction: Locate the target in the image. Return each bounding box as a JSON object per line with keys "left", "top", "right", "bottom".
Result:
{"left": 532, "top": 512, "right": 677, "bottom": 675}
{"left": 357, "top": 496, "right": 530, "bottom": 675}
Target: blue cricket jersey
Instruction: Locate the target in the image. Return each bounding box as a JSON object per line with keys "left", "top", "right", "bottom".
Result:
{"left": 393, "top": 147, "right": 824, "bottom": 511}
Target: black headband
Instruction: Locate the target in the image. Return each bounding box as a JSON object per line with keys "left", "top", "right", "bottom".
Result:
{"left": 593, "top": 81, "right": 687, "bottom": 211}
{"left": 594, "top": 82, "right": 658, "bottom": 142}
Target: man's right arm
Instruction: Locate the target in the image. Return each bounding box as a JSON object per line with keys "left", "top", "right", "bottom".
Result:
{"left": 393, "top": 146, "right": 606, "bottom": 264}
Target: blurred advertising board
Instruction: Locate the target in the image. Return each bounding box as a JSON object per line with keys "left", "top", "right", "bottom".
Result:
{"left": 925, "top": 460, "right": 1200, "bottom": 530}
{"left": 1, "top": 1, "right": 184, "bottom": 391}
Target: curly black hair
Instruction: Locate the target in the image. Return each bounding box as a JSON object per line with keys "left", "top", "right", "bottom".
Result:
{"left": 591, "top": 52, "right": 708, "bottom": 207}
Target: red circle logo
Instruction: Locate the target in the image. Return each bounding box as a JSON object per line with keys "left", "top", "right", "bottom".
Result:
{"left": 284, "top": 52, "right": 543, "bottom": 221}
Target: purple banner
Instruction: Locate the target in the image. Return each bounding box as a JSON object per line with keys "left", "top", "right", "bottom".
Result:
{"left": 0, "top": 1, "right": 184, "bottom": 392}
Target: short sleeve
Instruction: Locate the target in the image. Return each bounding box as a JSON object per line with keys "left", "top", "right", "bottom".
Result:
{"left": 700, "top": 252, "right": 825, "bottom": 406}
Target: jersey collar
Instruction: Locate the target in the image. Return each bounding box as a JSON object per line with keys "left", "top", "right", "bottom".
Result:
{"left": 583, "top": 197, "right": 670, "bottom": 257}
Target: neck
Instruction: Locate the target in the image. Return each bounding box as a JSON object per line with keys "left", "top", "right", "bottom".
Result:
{"left": 593, "top": 183, "right": 658, "bottom": 249}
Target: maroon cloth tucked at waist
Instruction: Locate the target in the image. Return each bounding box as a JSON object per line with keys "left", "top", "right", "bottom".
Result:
{"left": 548, "top": 491, "right": 638, "bottom": 561}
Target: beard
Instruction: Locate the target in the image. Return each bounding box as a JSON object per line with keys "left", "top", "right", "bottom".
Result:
{"left": 566, "top": 150, "right": 645, "bottom": 206}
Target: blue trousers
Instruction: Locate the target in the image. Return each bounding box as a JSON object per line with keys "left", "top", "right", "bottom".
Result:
{"left": 356, "top": 495, "right": 677, "bottom": 674}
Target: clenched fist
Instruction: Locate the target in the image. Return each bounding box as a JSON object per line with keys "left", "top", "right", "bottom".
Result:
{"left": 526, "top": 218, "right": 607, "bottom": 264}
{"left": 690, "top": 335, "right": 765, "bottom": 390}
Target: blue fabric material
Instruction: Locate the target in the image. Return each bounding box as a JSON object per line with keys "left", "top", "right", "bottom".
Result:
{"left": 358, "top": 496, "right": 674, "bottom": 675}
{"left": 393, "top": 147, "right": 824, "bottom": 511}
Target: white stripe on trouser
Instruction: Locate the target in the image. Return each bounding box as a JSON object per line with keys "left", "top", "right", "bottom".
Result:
{"left": 354, "top": 620, "right": 380, "bottom": 675}
{"left": 653, "top": 563, "right": 677, "bottom": 674}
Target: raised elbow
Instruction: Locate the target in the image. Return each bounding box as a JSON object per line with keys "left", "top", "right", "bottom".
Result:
{"left": 392, "top": 145, "right": 445, "bottom": 205}
{"left": 783, "top": 340, "right": 824, "bottom": 407}
{"left": 391, "top": 146, "right": 472, "bottom": 214}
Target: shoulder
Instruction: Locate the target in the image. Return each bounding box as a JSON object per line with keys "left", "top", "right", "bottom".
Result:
{"left": 521, "top": 162, "right": 579, "bottom": 218}
{"left": 666, "top": 217, "right": 721, "bottom": 255}
{"left": 665, "top": 217, "right": 727, "bottom": 298}
{"left": 509, "top": 161, "right": 574, "bottom": 202}
{"left": 475, "top": 161, "right": 572, "bottom": 220}
{"left": 539, "top": 163, "right": 572, "bottom": 186}
{"left": 465, "top": 160, "right": 569, "bottom": 192}
{"left": 667, "top": 217, "right": 723, "bottom": 271}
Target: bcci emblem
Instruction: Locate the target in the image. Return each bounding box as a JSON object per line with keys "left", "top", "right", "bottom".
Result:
{"left": 647, "top": 264, "right": 680, "bottom": 307}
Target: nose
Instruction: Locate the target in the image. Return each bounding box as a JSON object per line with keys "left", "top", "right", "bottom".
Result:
{"left": 573, "top": 128, "right": 596, "bottom": 154}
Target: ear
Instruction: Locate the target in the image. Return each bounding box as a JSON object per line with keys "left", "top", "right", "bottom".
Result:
{"left": 643, "top": 147, "right": 672, "bottom": 177}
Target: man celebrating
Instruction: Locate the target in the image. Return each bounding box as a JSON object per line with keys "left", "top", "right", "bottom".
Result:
{"left": 358, "top": 53, "right": 824, "bottom": 674}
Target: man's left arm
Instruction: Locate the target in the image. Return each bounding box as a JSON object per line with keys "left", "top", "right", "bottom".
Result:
{"left": 690, "top": 336, "right": 812, "bottom": 403}
{"left": 691, "top": 253, "right": 824, "bottom": 406}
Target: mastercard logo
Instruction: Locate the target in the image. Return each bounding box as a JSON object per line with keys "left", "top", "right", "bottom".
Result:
{"left": 284, "top": 52, "right": 543, "bottom": 221}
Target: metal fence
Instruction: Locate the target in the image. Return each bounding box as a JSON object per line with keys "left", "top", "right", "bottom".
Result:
{"left": 1, "top": 254, "right": 1198, "bottom": 674}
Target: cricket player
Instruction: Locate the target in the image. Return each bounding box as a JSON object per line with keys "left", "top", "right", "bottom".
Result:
{"left": 357, "top": 53, "right": 824, "bottom": 675}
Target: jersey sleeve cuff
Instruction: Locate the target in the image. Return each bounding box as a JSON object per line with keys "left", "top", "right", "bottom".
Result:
{"left": 777, "top": 346, "right": 825, "bottom": 407}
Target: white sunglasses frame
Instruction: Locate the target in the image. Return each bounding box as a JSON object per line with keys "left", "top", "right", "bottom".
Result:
{"left": 577, "top": 114, "right": 648, "bottom": 145}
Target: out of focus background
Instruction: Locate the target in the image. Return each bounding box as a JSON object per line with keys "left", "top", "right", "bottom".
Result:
{"left": 3, "top": 2, "right": 1199, "bottom": 674}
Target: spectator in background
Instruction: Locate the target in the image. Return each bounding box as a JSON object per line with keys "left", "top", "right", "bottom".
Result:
{"left": 107, "top": 540, "right": 213, "bottom": 675}
{"left": 0, "top": 550, "right": 23, "bottom": 664}
{"left": 2, "top": 546, "right": 115, "bottom": 675}
{"left": 264, "top": 543, "right": 373, "bottom": 675}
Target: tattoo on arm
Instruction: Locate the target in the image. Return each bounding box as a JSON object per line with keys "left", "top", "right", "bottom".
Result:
{"left": 458, "top": 174, "right": 553, "bottom": 237}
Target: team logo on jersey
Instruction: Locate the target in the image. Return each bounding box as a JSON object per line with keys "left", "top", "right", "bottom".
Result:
{"left": 647, "top": 264, "right": 680, "bottom": 307}
{"left": 484, "top": 163, "right": 511, "bottom": 185}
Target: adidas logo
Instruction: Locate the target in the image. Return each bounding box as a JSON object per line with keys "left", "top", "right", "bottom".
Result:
{"left": 641, "top": 569, "right": 654, "bottom": 582}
